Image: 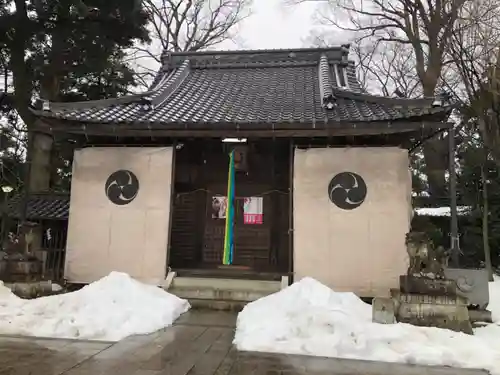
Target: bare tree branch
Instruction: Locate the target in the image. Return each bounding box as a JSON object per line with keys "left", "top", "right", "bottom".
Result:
{"left": 448, "top": 0, "right": 500, "bottom": 165}
{"left": 130, "top": 0, "right": 251, "bottom": 88}
{"left": 295, "top": 0, "right": 480, "bottom": 197}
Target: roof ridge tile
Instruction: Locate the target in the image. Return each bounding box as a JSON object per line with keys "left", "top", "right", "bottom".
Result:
{"left": 149, "top": 60, "right": 191, "bottom": 109}
{"left": 162, "top": 46, "right": 351, "bottom": 70}
{"left": 318, "top": 54, "right": 336, "bottom": 110}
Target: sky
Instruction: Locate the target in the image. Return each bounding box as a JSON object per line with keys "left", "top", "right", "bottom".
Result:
{"left": 132, "top": 0, "right": 324, "bottom": 88}
{"left": 231, "top": 0, "right": 318, "bottom": 49}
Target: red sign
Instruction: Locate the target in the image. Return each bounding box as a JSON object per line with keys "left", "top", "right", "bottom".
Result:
{"left": 244, "top": 214, "right": 263, "bottom": 225}
{"left": 243, "top": 197, "right": 263, "bottom": 225}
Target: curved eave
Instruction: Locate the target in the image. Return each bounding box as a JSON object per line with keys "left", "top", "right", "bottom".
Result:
{"left": 30, "top": 101, "right": 453, "bottom": 125}
{"left": 30, "top": 65, "right": 180, "bottom": 112}
{"left": 33, "top": 115, "right": 452, "bottom": 140}
{"left": 333, "top": 89, "right": 458, "bottom": 109}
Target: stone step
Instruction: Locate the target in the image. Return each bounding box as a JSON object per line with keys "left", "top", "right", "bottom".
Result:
{"left": 170, "top": 277, "right": 281, "bottom": 293}
{"left": 166, "top": 276, "right": 282, "bottom": 309}
{"left": 169, "top": 285, "right": 274, "bottom": 302}
{"left": 188, "top": 298, "right": 248, "bottom": 311}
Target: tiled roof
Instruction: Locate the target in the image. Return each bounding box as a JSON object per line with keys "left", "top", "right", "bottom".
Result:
{"left": 4, "top": 193, "right": 69, "bottom": 221}
{"left": 32, "top": 47, "right": 451, "bottom": 128}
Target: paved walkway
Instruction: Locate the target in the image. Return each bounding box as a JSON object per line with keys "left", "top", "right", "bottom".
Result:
{"left": 0, "top": 310, "right": 489, "bottom": 375}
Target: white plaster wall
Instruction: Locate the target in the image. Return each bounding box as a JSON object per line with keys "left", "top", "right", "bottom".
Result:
{"left": 293, "top": 147, "right": 411, "bottom": 297}
{"left": 65, "top": 147, "right": 173, "bottom": 284}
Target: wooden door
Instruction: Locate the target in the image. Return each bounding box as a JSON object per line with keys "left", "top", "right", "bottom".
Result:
{"left": 202, "top": 189, "right": 272, "bottom": 270}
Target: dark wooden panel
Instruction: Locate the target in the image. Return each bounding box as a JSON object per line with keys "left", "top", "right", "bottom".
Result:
{"left": 170, "top": 192, "right": 201, "bottom": 268}
{"left": 233, "top": 196, "right": 272, "bottom": 269}
{"left": 203, "top": 224, "right": 224, "bottom": 264}
{"left": 278, "top": 191, "right": 291, "bottom": 272}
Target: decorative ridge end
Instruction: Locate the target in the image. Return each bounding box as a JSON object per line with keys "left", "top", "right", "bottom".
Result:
{"left": 150, "top": 59, "right": 191, "bottom": 108}
{"left": 318, "top": 54, "right": 336, "bottom": 110}
{"left": 432, "top": 90, "right": 453, "bottom": 108}
{"left": 340, "top": 44, "right": 350, "bottom": 63}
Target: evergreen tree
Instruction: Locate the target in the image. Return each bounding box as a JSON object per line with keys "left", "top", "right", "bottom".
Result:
{"left": 457, "top": 136, "right": 500, "bottom": 271}
{"left": 0, "top": 0, "right": 150, "bottom": 192}
{"left": 0, "top": 94, "right": 25, "bottom": 196}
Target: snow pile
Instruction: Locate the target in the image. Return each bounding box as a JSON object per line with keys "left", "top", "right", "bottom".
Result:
{"left": 234, "top": 277, "right": 500, "bottom": 375}
{"left": 0, "top": 282, "right": 18, "bottom": 301}
{"left": 490, "top": 275, "right": 500, "bottom": 323}
{"left": 0, "top": 272, "right": 190, "bottom": 341}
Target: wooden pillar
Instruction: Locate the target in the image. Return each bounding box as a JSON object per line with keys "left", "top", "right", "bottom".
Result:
{"left": 270, "top": 140, "right": 279, "bottom": 267}
{"left": 448, "top": 127, "right": 460, "bottom": 267}
{"left": 165, "top": 140, "right": 177, "bottom": 275}
{"left": 288, "top": 140, "right": 294, "bottom": 280}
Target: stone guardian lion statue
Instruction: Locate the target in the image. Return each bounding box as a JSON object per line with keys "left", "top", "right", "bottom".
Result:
{"left": 405, "top": 231, "right": 450, "bottom": 279}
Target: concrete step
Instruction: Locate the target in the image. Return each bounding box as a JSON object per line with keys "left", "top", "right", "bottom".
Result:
{"left": 170, "top": 277, "right": 281, "bottom": 293}
{"left": 169, "top": 285, "right": 274, "bottom": 302}
{"left": 165, "top": 276, "right": 282, "bottom": 310}
{"left": 188, "top": 298, "right": 248, "bottom": 311}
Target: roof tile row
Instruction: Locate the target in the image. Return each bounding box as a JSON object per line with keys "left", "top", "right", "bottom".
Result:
{"left": 4, "top": 193, "right": 69, "bottom": 221}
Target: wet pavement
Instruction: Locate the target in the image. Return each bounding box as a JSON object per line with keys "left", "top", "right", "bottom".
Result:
{"left": 0, "top": 310, "right": 489, "bottom": 375}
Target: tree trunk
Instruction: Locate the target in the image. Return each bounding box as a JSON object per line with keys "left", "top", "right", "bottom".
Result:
{"left": 28, "top": 132, "right": 53, "bottom": 192}
{"left": 423, "top": 140, "right": 448, "bottom": 198}
{"left": 480, "top": 164, "right": 494, "bottom": 281}
{"left": 421, "top": 84, "right": 448, "bottom": 199}
{"left": 18, "top": 131, "right": 53, "bottom": 253}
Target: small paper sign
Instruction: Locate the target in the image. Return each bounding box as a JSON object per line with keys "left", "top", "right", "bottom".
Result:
{"left": 243, "top": 197, "right": 263, "bottom": 225}
{"left": 211, "top": 196, "right": 227, "bottom": 219}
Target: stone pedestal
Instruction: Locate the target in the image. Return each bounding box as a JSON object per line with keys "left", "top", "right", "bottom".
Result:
{"left": 373, "top": 275, "right": 473, "bottom": 334}
{"left": 1, "top": 222, "right": 43, "bottom": 283}
{"left": 7, "top": 258, "right": 42, "bottom": 282}
{"left": 394, "top": 291, "right": 472, "bottom": 334}
{"left": 399, "top": 275, "right": 457, "bottom": 296}
{"left": 372, "top": 297, "right": 396, "bottom": 324}
{"left": 468, "top": 309, "right": 493, "bottom": 324}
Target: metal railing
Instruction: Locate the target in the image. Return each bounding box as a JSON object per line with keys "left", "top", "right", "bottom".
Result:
{"left": 39, "top": 222, "right": 67, "bottom": 282}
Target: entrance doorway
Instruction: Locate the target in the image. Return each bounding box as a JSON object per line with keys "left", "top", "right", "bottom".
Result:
{"left": 169, "top": 139, "right": 291, "bottom": 275}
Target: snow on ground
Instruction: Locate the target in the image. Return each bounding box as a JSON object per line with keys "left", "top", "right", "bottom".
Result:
{"left": 414, "top": 206, "right": 471, "bottom": 217}
{"left": 234, "top": 277, "right": 500, "bottom": 375}
{"left": 0, "top": 272, "right": 190, "bottom": 341}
